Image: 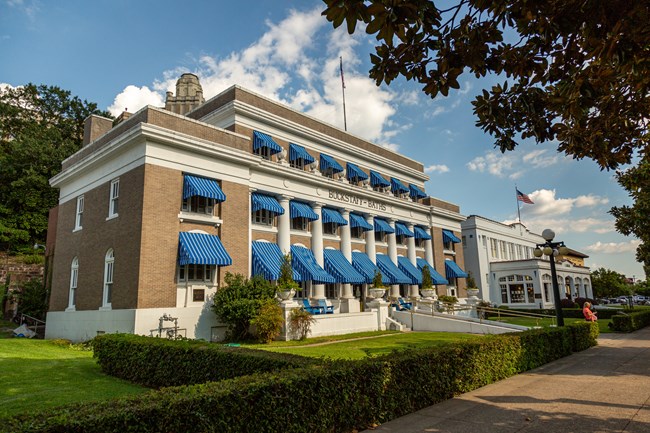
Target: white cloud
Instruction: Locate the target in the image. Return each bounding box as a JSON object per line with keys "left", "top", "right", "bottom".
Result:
{"left": 583, "top": 240, "right": 641, "bottom": 254}
{"left": 424, "top": 164, "right": 450, "bottom": 174}
{"left": 108, "top": 7, "right": 402, "bottom": 146}
{"left": 108, "top": 85, "right": 164, "bottom": 116}
{"left": 524, "top": 189, "right": 610, "bottom": 216}
{"left": 521, "top": 149, "right": 559, "bottom": 168}
{"left": 467, "top": 148, "right": 565, "bottom": 179}
{"left": 7, "top": 0, "right": 39, "bottom": 19}
{"left": 466, "top": 152, "right": 516, "bottom": 177}
{"left": 503, "top": 216, "right": 615, "bottom": 236}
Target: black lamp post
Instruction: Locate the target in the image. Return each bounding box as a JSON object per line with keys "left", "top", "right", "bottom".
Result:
{"left": 533, "top": 229, "right": 569, "bottom": 327}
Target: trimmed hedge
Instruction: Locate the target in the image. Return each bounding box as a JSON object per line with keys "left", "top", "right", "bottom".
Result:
{"left": 609, "top": 309, "right": 650, "bottom": 332}
{"left": 6, "top": 323, "right": 598, "bottom": 433}
{"left": 92, "top": 334, "right": 314, "bottom": 387}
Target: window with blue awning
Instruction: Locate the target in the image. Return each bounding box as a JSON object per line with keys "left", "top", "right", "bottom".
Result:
{"left": 416, "top": 257, "right": 448, "bottom": 285}
{"left": 442, "top": 229, "right": 462, "bottom": 244}
{"left": 251, "top": 241, "right": 300, "bottom": 280}
{"left": 374, "top": 218, "right": 395, "bottom": 234}
{"left": 253, "top": 131, "right": 282, "bottom": 154}
{"left": 289, "top": 143, "right": 315, "bottom": 164}
{"left": 289, "top": 201, "right": 318, "bottom": 221}
{"left": 291, "top": 245, "right": 335, "bottom": 283}
{"left": 178, "top": 232, "right": 232, "bottom": 266}
{"left": 445, "top": 260, "right": 469, "bottom": 279}
{"left": 251, "top": 193, "right": 284, "bottom": 215}
{"left": 409, "top": 184, "right": 427, "bottom": 200}
{"left": 349, "top": 213, "right": 373, "bottom": 231}
{"left": 376, "top": 254, "right": 412, "bottom": 285}
{"left": 322, "top": 208, "right": 347, "bottom": 226}
{"left": 351, "top": 251, "right": 385, "bottom": 284}
{"left": 183, "top": 175, "right": 227, "bottom": 202}
{"left": 394, "top": 222, "right": 415, "bottom": 238}
{"left": 414, "top": 226, "right": 432, "bottom": 240}
{"left": 323, "top": 249, "right": 365, "bottom": 284}
{"left": 397, "top": 256, "right": 422, "bottom": 285}
{"left": 319, "top": 153, "right": 344, "bottom": 174}
{"left": 390, "top": 177, "right": 409, "bottom": 194}
{"left": 370, "top": 170, "right": 390, "bottom": 188}
{"left": 346, "top": 162, "right": 369, "bottom": 182}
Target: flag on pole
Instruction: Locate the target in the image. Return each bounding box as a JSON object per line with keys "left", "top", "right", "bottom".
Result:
{"left": 340, "top": 56, "right": 345, "bottom": 89}
{"left": 516, "top": 189, "right": 534, "bottom": 204}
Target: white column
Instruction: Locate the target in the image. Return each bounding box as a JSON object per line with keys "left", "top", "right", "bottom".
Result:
{"left": 311, "top": 203, "right": 325, "bottom": 300}
{"left": 365, "top": 214, "right": 376, "bottom": 263}
{"left": 387, "top": 219, "right": 399, "bottom": 298}
{"left": 424, "top": 226, "right": 434, "bottom": 264}
{"left": 340, "top": 209, "right": 354, "bottom": 300}
{"left": 407, "top": 223, "right": 418, "bottom": 298}
{"left": 278, "top": 195, "right": 291, "bottom": 255}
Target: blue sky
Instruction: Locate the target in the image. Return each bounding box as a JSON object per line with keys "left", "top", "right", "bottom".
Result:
{"left": 1, "top": 0, "right": 643, "bottom": 279}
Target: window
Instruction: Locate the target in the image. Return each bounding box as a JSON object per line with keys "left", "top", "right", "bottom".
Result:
{"left": 254, "top": 146, "right": 272, "bottom": 160}
{"left": 396, "top": 234, "right": 407, "bottom": 245}
{"left": 102, "top": 249, "right": 114, "bottom": 308}
{"left": 500, "top": 284, "right": 508, "bottom": 303}
{"left": 290, "top": 158, "right": 305, "bottom": 170}
{"left": 508, "top": 243, "right": 515, "bottom": 259}
{"left": 325, "top": 283, "right": 338, "bottom": 299}
{"left": 178, "top": 264, "right": 213, "bottom": 282}
{"left": 252, "top": 209, "right": 275, "bottom": 226}
{"left": 375, "top": 231, "right": 386, "bottom": 243}
{"left": 323, "top": 222, "right": 338, "bottom": 236}
{"left": 182, "top": 195, "right": 214, "bottom": 215}
{"left": 291, "top": 217, "right": 309, "bottom": 231}
{"left": 351, "top": 227, "right": 364, "bottom": 239}
{"left": 68, "top": 257, "right": 78, "bottom": 310}
{"left": 500, "top": 241, "right": 507, "bottom": 258}
{"left": 193, "top": 289, "right": 205, "bottom": 302}
{"left": 490, "top": 238, "right": 498, "bottom": 258}
{"left": 543, "top": 274, "right": 552, "bottom": 302}
{"left": 443, "top": 240, "right": 452, "bottom": 251}
{"left": 74, "top": 195, "right": 84, "bottom": 230}
{"left": 462, "top": 236, "right": 466, "bottom": 247}
{"left": 415, "top": 238, "right": 425, "bottom": 248}
{"left": 108, "top": 179, "right": 119, "bottom": 217}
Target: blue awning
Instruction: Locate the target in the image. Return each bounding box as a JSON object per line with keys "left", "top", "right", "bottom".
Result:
{"left": 374, "top": 218, "right": 395, "bottom": 234}
{"left": 289, "top": 143, "right": 315, "bottom": 164}
{"left": 416, "top": 257, "right": 448, "bottom": 285}
{"left": 394, "top": 222, "right": 415, "bottom": 238}
{"left": 323, "top": 249, "right": 365, "bottom": 284}
{"left": 414, "top": 226, "right": 432, "bottom": 240}
{"left": 322, "top": 208, "right": 347, "bottom": 226}
{"left": 319, "top": 153, "right": 344, "bottom": 174}
{"left": 445, "top": 260, "right": 469, "bottom": 279}
{"left": 409, "top": 184, "right": 427, "bottom": 200}
{"left": 376, "top": 254, "right": 412, "bottom": 285}
{"left": 291, "top": 245, "right": 335, "bottom": 284}
{"left": 349, "top": 213, "right": 373, "bottom": 231}
{"left": 253, "top": 131, "right": 282, "bottom": 154}
{"left": 369, "top": 170, "right": 390, "bottom": 188}
{"left": 251, "top": 193, "right": 284, "bottom": 215}
{"left": 390, "top": 177, "right": 409, "bottom": 194}
{"left": 290, "top": 201, "right": 318, "bottom": 221}
{"left": 442, "top": 229, "right": 462, "bottom": 244}
{"left": 178, "top": 232, "right": 232, "bottom": 266}
{"left": 346, "top": 162, "right": 369, "bottom": 182}
{"left": 351, "top": 251, "right": 385, "bottom": 284}
{"left": 183, "top": 175, "right": 226, "bottom": 202}
{"left": 397, "top": 256, "right": 422, "bottom": 285}
{"left": 251, "top": 241, "right": 299, "bottom": 281}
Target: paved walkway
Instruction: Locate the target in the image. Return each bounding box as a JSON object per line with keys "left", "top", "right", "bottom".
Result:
{"left": 364, "top": 327, "right": 650, "bottom": 433}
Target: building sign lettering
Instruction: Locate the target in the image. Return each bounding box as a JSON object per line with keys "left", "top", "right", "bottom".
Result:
{"left": 328, "top": 190, "right": 388, "bottom": 212}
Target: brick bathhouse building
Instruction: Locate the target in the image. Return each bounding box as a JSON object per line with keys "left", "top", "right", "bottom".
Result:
{"left": 45, "top": 74, "right": 468, "bottom": 341}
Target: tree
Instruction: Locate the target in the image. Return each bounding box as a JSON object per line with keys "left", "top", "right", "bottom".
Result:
{"left": 14, "top": 277, "right": 48, "bottom": 321}
{"left": 0, "top": 84, "right": 111, "bottom": 251}
{"left": 590, "top": 267, "right": 629, "bottom": 298}
{"left": 322, "top": 0, "right": 650, "bottom": 267}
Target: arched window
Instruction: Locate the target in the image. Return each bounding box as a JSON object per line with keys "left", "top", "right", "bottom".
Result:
{"left": 68, "top": 257, "right": 78, "bottom": 310}
{"left": 103, "top": 249, "right": 114, "bottom": 308}
{"left": 498, "top": 274, "right": 535, "bottom": 304}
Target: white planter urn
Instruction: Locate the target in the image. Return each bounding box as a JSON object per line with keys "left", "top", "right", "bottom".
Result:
{"left": 368, "top": 288, "right": 387, "bottom": 299}
{"left": 278, "top": 289, "right": 296, "bottom": 301}
{"left": 466, "top": 288, "right": 480, "bottom": 300}
{"left": 420, "top": 289, "right": 437, "bottom": 299}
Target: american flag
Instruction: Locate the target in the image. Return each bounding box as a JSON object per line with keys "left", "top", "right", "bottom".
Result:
{"left": 516, "top": 189, "right": 534, "bottom": 204}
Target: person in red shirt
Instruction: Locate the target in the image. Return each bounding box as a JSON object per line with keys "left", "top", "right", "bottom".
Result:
{"left": 583, "top": 302, "right": 598, "bottom": 322}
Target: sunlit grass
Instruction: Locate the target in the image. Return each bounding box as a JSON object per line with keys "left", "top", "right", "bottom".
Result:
{"left": 0, "top": 339, "right": 149, "bottom": 419}
{"left": 490, "top": 316, "right": 612, "bottom": 333}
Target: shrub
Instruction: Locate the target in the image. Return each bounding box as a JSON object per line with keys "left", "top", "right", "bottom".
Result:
{"left": 15, "top": 277, "right": 48, "bottom": 320}
{"left": 251, "top": 300, "right": 284, "bottom": 343}
{"left": 92, "top": 334, "right": 314, "bottom": 388}
{"left": 289, "top": 308, "right": 316, "bottom": 340}
{"left": 609, "top": 309, "right": 650, "bottom": 332}
{"left": 438, "top": 295, "right": 458, "bottom": 313}
{"left": 212, "top": 273, "right": 276, "bottom": 340}
{"left": 574, "top": 297, "right": 595, "bottom": 308}
{"left": 10, "top": 323, "right": 598, "bottom": 433}
{"left": 560, "top": 298, "right": 578, "bottom": 309}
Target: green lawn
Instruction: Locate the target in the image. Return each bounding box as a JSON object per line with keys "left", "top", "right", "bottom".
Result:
{"left": 0, "top": 339, "right": 149, "bottom": 419}
{"left": 490, "top": 316, "right": 612, "bottom": 333}
{"left": 254, "top": 331, "right": 481, "bottom": 359}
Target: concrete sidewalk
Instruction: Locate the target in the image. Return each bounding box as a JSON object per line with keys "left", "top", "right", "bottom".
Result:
{"left": 365, "top": 327, "right": 650, "bottom": 433}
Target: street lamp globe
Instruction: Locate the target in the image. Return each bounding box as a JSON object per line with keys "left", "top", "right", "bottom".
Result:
{"left": 558, "top": 246, "right": 569, "bottom": 255}
{"left": 533, "top": 247, "right": 543, "bottom": 257}
{"left": 541, "top": 229, "right": 555, "bottom": 242}
{"left": 543, "top": 246, "right": 553, "bottom": 256}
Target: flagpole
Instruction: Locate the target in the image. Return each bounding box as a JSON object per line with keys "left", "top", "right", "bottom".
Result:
{"left": 515, "top": 185, "right": 523, "bottom": 235}
{"left": 340, "top": 56, "right": 347, "bottom": 131}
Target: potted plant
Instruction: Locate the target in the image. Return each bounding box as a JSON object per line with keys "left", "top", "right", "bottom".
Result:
{"left": 420, "top": 265, "right": 437, "bottom": 299}
{"left": 466, "top": 274, "right": 479, "bottom": 299}
{"left": 438, "top": 295, "right": 458, "bottom": 313}
{"left": 277, "top": 253, "right": 299, "bottom": 301}
{"left": 368, "top": 270, "right": 387, "bottom": 299}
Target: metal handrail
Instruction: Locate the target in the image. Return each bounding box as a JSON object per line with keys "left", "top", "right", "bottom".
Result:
{"left": 412, "top": 300, "right": 556, "bottom": 327}
{"left": 20, "top": 313, "right": 46, "bottom": 326}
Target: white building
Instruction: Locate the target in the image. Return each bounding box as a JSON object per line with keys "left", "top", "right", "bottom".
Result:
{"left": 461, "top": 215, "right": 593, "bottom": 307}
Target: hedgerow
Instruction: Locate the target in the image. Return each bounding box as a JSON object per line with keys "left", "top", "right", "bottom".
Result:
{"left": 609, "top": 309, "right": 650, "bottom": 332}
